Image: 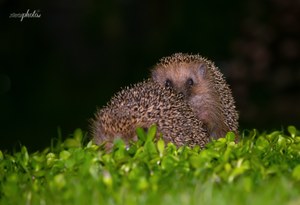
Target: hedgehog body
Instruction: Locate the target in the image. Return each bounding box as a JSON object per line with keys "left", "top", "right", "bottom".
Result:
{"left": 91, "top": 80, "right": 208, "bottom": 149}
{"left": 151, "top": 53, "right": 239, "bottom": 139}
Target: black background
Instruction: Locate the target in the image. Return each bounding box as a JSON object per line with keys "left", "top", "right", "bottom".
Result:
{"left": 1, "top": 0, "right": 299, "bottom": 151}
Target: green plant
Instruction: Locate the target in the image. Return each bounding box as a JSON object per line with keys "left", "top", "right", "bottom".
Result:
{"left": 1, "top": 126, "right": 300, "bottom": 205}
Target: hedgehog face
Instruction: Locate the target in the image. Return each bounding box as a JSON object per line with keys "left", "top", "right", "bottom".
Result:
{"left": 152, "top": 62, "right": 209, "bottom": 99}
{"left": 150, "top": 53, "right": 239, "bottom": 139}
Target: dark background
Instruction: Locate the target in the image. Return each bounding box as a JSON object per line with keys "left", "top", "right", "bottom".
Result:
{"left": 1, "top": 0, "right": 299, "bottom": 151}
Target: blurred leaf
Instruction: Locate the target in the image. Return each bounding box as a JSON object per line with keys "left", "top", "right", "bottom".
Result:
{"left": 157, "top": 138, "right": 165, "bottom": 157}
{"left": 0, "top": 150, "right": 3, "bottom": 160}
{"left": 74, "top": 128, "right": 83, "bottom": 142}
{"left": 189, "top": 154, "right": 202, "bottom": 168}
{"left": 242, "top": 177, "right": 253, "bottom": 192}
{"left": 53, "top": 174, "right": 66, "bottom": 190}
{"left": 161, "top": 156, "right": 177, "bottom": 171}
{"left": 292, "top": 165, "right": 300, "bottom": 181}
{"left": 256, "top": 136, "right": 269, "bottom": 151}
{"left": 59, "top": 150, "right": 71, "bottom": 160}
{"left": 288, "top": 126, "right": 297, "bottom": 138}
{"left": 226, "top": 132, "right": 236, "bottom": 142}
{"left": 146, "top": 124, "right": 157, "bottom": 142}
{"left": 137, "top": 177, "right": 149, "bottom": 191}
{"left": 102, "top": 170, "right": 113, "bottom": 188}
{"left": 21, "top": 146, "right": 29, "bottom": 167}
{"left": 278, "top": 135, "right": 287, "bottom": 149}
{"left": 113, "top": 138, "right": 127, "bottom": 162}
{"left": 136, "top": 127, "right": 146, "bottom": 142}
{"left": 145, "top": 141, "right": 157, "bottom": 157}
{"left": 64, "top": 138, "right": 81, "bottom": 148}
{"left": 266, "top": 131, "right": 280, "bottom": 142}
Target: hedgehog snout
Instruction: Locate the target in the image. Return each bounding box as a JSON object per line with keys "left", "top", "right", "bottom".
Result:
{"left": 178, "top": 91, "right": 184, "bottom": 97}
{"left": 178, "top": 87, "right": 193, "bottom": 99}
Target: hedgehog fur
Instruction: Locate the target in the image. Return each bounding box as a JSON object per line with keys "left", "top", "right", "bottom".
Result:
{"left": 151, "top": 53, "right": 239, "bottom": 139}
{"left": 90, "top": 79, "right": 208, "bottom": 149}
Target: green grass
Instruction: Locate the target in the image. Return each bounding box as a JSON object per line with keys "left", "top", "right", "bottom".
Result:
{"left": 1, "top": 126, "right": 300, "bottom": 205}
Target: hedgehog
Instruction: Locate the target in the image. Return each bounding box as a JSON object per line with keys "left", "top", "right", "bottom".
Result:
{"left": 151, "top": 53, "right": 239, "bottom": 140}
{"left": 90, "top": 79, "right": 208, "bottom": 149}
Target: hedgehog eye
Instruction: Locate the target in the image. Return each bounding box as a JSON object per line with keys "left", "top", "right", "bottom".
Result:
{"left": 187, "top": 78, "right": 194, "bottom": 86}
{"left": 165, "top": 79, "right": 173, "bottom": 88}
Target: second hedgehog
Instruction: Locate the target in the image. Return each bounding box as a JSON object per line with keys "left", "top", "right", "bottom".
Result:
{"left": 90, "top": 80, "right": 208, "bottom": 149}
{"left": 152, "top": 53, "right": 239, "bottom": 140}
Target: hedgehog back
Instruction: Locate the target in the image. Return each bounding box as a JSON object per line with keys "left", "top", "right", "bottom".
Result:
{"left": 90, "top": 80, "right": 208, "bottom": 148}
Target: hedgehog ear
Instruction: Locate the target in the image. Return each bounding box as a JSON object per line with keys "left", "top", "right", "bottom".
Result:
{"left": 198, "top": 64, "right": 206, "bottom": 78}
{"left": 151, "top": 70, "right": 156, "bottom": 80}
{"left": 151, "top": 69, "right": 158, "bottom": 80}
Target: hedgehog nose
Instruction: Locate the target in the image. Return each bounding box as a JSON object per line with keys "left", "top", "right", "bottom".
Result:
{"left": 178, "top": 92, "right": 185, "bottom": 97}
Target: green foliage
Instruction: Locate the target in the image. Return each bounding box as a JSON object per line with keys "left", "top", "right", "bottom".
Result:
{"left": 1, "top": 126, "right": 300, "bottom": 205}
